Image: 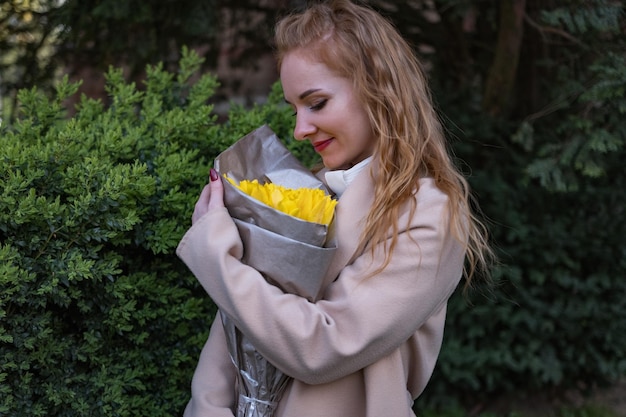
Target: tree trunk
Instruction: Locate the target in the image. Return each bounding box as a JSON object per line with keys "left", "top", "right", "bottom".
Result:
{"left": 482, "top": 0, "right": 526, "bottom": 117}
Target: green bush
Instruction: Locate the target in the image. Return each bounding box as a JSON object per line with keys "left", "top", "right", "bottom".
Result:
{"left": 0, "top": 48, "right": 298, "bottom": 416}
{"left": 417, "top": 60, "right": 626, "bottom": 410}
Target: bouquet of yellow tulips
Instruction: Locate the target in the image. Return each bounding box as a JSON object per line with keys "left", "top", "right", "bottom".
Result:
{"left": 224, "top": 177, "right": 336, "bottom": 226}
{"left": 213, "top": 125, "right": 337, "bottom": 417}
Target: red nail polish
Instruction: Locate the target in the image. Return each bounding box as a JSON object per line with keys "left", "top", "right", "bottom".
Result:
{"left": 209, "top": 168, "right": 219, "bottom": 182}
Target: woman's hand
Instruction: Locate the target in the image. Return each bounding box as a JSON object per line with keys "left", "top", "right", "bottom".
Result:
{"left": 192, "top": 168, "right": 225, "bottom": 224}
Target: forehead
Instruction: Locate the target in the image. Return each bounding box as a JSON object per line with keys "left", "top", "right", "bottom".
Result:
{"left": 280, "top": 50, "right": 347, "bottom": 100}
{"left": 280, "top": 50, "right": 333, "bottom": 80}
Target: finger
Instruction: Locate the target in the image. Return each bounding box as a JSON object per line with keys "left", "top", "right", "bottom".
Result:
{"left": 192, "top": 184, "right": 211, "bottom": 224}
{"left": 208, "top": 168, "right": 225, "bottom": 210}
{"left": 197, "top": 183, "right": 212, "bottom": 206}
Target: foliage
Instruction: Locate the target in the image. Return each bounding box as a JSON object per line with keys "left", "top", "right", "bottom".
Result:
{"left": 413, "top": 96, "right": 626, "bottom": 409}
{"left": 558, "top": 405, "right": 619, "bottom": 417}
{"left": 51, "top": 0, "right": 220, "bottom": 73}
{"left": 0, "top": 0, "right": 290, "bottom": 122}
{"left": 409, "top": 0, "right": 626, "bottom": 411}
{"left": 418, "top": 402, "right": 619, "bottom": 417}
{"left": 0, "top": 48, "right": 296, "bottom": 416}
{"left": 0, "top": 0, "right": 63, "bottom": 123}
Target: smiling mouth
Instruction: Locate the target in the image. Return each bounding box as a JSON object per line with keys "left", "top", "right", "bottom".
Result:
{"left": 313, "top": 138, "right": 333, "bottom": 152}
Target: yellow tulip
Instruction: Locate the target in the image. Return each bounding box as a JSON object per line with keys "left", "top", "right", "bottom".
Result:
{"left": 225, "top": 175, "right": 337, "bottom": 226}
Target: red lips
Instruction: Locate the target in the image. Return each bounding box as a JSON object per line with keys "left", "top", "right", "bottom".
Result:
{"left": 313, "top": 138, "right": 333, "bottom": 152}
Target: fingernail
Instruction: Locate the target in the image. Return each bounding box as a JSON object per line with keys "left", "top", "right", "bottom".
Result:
{"left": 209, "top": 168, "right": 219, "bottom": 182}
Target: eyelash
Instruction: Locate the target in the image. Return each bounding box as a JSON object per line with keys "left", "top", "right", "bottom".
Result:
{"left": 292, "top": 99, "right": 328, "bottom": 116}
{"left": 310, "top": 99, "right": 327, "bottom": 111}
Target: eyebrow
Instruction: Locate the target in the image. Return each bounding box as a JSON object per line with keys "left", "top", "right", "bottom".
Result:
{"left": 299, "top": 88, "right": 321, "bottom": 99}
{"left": 284, "top": 88, "right": 322, "bottom": 104}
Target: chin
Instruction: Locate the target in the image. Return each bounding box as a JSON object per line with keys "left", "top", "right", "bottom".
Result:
{"left": 322, "top": 160, "right": 337, "bottom": 170}
{"left": 322, "top": 159, "right": 348, "bottom": 170}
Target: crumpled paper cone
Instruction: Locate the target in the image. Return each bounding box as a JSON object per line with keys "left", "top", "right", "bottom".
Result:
{"left": 213, "top": 125, "right": 337, "bottom": 417}
{"left": 233, "top": 219, "right": 336, "bottom": 301}
{"left": 215, "top": 124, "right": 332, "bottom": 248}
{"left": 214, "top": 124, "right": 337, "bottom": 299}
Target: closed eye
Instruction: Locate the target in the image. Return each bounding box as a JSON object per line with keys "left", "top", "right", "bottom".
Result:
{"left": 310, "top": 99, "right": 328, "bottom": 111}
{"left": 290, "top": 99, "right": 327, "bottom": 116}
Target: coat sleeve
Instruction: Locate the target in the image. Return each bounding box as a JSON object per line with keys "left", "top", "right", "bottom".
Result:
{"left": 183, "top": 314, "right": 237, "bottom": 417}
{"left": 176, "top": 184, "right": 465, "bottom": 386}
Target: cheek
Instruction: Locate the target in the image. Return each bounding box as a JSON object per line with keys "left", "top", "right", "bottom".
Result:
{"left": 347, "top": 97, "right": 371, "bottom": 130}
{"left": 350, "top": 109, "right": 374, "bottom": 142}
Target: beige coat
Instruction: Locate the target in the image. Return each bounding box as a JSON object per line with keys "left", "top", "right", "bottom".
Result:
{"left": 176, "top": 166, "right": 465, "bottom": 417}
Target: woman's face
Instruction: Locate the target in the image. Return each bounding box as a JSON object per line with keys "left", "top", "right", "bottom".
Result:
{"left": 280, "top": 50, "right": 376, "bottom": 170}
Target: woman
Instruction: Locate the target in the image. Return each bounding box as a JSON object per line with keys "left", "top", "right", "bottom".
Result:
{"left": 177, "top": 1, "right": 493, "bottom": 416}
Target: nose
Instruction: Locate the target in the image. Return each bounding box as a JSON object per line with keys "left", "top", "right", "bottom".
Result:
{"left": 293, "top": 112, "right": 317, "bottom": 141}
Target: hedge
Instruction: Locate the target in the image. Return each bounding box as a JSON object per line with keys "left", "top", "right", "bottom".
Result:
{"left": 0, "top": 48, "right": 303, "bottom": 416}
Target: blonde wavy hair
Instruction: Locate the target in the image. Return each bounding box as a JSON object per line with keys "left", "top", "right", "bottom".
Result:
{"left": 274, "top": 0, "right": 493, "bottom": 286}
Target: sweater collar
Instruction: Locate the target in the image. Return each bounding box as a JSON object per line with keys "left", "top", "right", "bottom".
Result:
{"left": 324, "top": 157, "right": 373, "bottom": 198}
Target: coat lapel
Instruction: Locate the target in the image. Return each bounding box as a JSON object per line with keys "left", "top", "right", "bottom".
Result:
{"left": 319, "top": 164, "right": 376, "bottom": 291}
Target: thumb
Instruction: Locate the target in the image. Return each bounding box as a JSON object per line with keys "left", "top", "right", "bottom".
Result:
{"left": 208, "top": 168, "right": 225, "bottom": 210}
